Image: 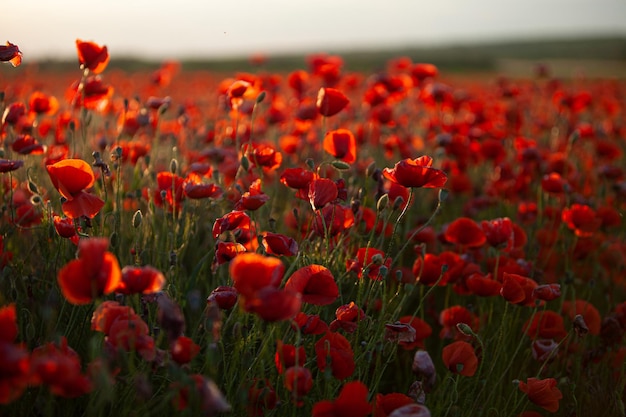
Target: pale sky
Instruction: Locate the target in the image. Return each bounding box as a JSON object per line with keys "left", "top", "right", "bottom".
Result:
{"left": 5, "top": 0, "right": 626, "bottom": 61}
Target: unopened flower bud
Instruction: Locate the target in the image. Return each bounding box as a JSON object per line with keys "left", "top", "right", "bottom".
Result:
{"left": 132, "top": 210, "right": 143, "bottom": 228}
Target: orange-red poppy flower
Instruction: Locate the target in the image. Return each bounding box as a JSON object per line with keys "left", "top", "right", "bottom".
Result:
{"left": 285, "top": 264, "right": 339, "bottom": 306}
{"left": 28, "top": 91, "right": 59, "bottom": 115}
{"left": 75, "top": 39, "right": 109, "bottom": 74}
{"left": 317, "top": 87, "right": 349, "bottom": 117}
{"left": 57, "top": 237, "right": 121, "bottom": 305}
{"left": 292, "top": 312, "right": 329, "bottom": 335}
{"left": 235, "top": 179, "right": 270, "bottom": 211}
{"left": 229, "top": 252, "right": 284, "bottom": 299}
{"left": 308, "top": 178, "right": 338, "bottom": 210}
{"left": 382, "top": 156, "right": 447, "bottom": 188}
{"left": 0, "top": 41, "right": 22, "bottom": 67}
{"left": 313, "top": 203, "right": 355, "bottom": 237}
{"left": 67, "top": 75, "right": 113, "bottom": 111}
{"left": 315, "top": 331, "right": 355, "bottom": 380}
{"left": 116, "top": 265, "right": 165, "bottom": 295}
{"left": 11, "top": 134, "right": 46, "bottom": 155}
{"left": 46, "top": 158, "right": 105, "bottom": 219}
{"left": 323, "top": 129, "right": 357, "bottom": 163}
{"left": 154, "top": 171, "right": 185, "bottom": 212}
{"left": 183, "top": 172, "right": 223, "bottom": 200}
{"left": 518, "top": 377, "right": 562, "bottom": 413}
{"left": 442, "top": 340, "right": 478, "bottom": 376}
{"left": 312, "top": 381, "right": 372, "bottom": 417}
{"left": 332, "top": 301, "right": 366, "bottom": 334}
{"left": 280, "top": 167, "right": 316, "bottom": 190}
{"left": 243, "top": 287, "right": 302, "bottom": 322}
{"left": 500, "top": 273, "right": 538, "bottom": 307}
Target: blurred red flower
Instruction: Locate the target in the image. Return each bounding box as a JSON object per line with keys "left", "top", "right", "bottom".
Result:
{"left": 285, "top": 264, "right": 339, "bottom": 305}
{"left": 0, "top": 159, "right": 24, "bottom": 173}
{"left": 323, "top": 129, "right": 357, "bottom": 163}
{"left": 207, "top": 286, "right": 238, "bottom": 310}
{"left": 229, "top": 253, "right": 284, "bottom": 299}
{"left": 275, "top": 340, "right": 306, "bottom": 374}
{"left": 442, "top": 340, "right": 478, "bottom": 376}
{"left": 75, "top": 39, "right": 109, "bottom": 74}
{"left": 46, "top": 158, "right": 105, "bottom": 219}
{"left": 0, "top": 41, "right": 22, "bottom": 67}
{"left": 284, "top": 366, "right": 313, "bottom": 404}
{"left": 116, "top": 265, "right": 165, "bottom": 295}
{"left": 382, "top": 156, "right": 447, "bottom": 188}
{"left": 317, "top": 87, "right": 349, "bottom": 117}
{"left": 312, "top": 381, "right": 372, "bottom": 417}
{"left": 170, "top": 336, "right": 200, "bottom": 365}
{"left": 315, "top": 331, "right": 355, "bottom": 380}
{"left": 445, "top": 217, "right": 486, "bottom": 249}
{"left": 374, "top": 393, "right": 414, "bottom": 417}
{"left": 346, "top": 247, "right": 391, "bottom": 280}
{"left": 518, "top": 377, "right": 562, "bottom": 413}
{"left": 500, "top": 273, "right": 538, "bottom": 306}
{"left": 562, "top": 300, "right": 601, "bottom": 335}
{"left": 57, "top": 238, "right": 121, "bottom": 305}
{"left": 523, "top": 311, "right": 567, "bottom": 341}
{"left": 561, "top": 204, "right": 601, "bottom": 237}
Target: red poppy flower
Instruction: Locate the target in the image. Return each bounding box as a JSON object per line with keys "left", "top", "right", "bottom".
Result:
{"left": 229, "top": 253, "right": 284, "bottom": 299}
{"left": 411, "top": 63, "right": 438, "bottom": 83}
{"left": 442, "top": 340, "right": 478, "bottom": 376}
{"left": 439, "top": 305, "right": 478, "bottom": 339}
{"left": 235, "top": 179, "right": 270, "bottom": 211}
{"left": 183, "top": 173, "right": 223, "bottom": 199}
{"left": 212, "top": 210, "right": 251, "bottom": 238}
{"left": 67, "top": 75, "right": 113, "bottom": 110}
{"left": 308, "top": 178, "right": 338, "bottom": 210}
{"left": 0, "top": 159, "right": 24, "bottom": 173}
{"left": 444, "top": 217, "right": 486, "bottom": 248}
{"left": 397, "top": 316, "right": 432, "bottom": 350}
{"left": 0, "top": 41, "right": 22, "bottom": 67}
{"left": 285, "top": 265, "right": 339, "bottom": 306}
{"left": 0, "top": 341, "right": 29, "bottom": 404}
{"left": 244, "top": 287, "right": 302, "bottom": 322}
{"left": 207, "top": 286, "right": 238, "bottom": 310}
{"left": 315, "top": 331, "right": 355, "bottom": 380}
{"left": 91, "top": 301, "right": 134, "bottom": 333}
{"left": 374, "top": 393, "right": 415, "bottom": 417}
{"left": 346, "top": 247, "right": 391, "bottom": 280}
{"left": 523, "top": 311, "right": 567, "bottom": 341}
{"left": 323, "top": 129, "right": 357, "bottom": 163}
{"left": 116, "top": 265, "right": 165, "bottom": 295}
{"left": 317, "top": 87, "right": 350, "bottom": 117}
{"left": 562, "top": 300, "right": 601, "bottom": 335}
{"left": 12, "top": 134, "right": 46, "bottom": 155}
{"left": 107, "top": 312, "right": 155, "bottom": 361}
{"left": 382, "top": 156, "right": 447, "bottom": 188}
{"left": 312, "top": 381, "right": 372, "bottom": 417}
{"left": 154, "top": 171, "right": 185, "bottom": 212}
{"left": 246, "top": 379, "right": 277, "bottom": 416}
{"left": 280, "top": 167, "right": 316, "bottom": 190}
{"left": 561, "top": 204, "right": 601, "bottom": 238}
{"left": 466, "top": 273, "right": 502, "bottom": 297}
{"left": 412, "top": 252, "right": 459, "bottom": 286}
{"left": 313, "top": 203, "right": 355, "bottom": 237}
{"left": 53, "top": 215, "right": 77, "bottom": 240}
{"left": 292, "top": 312, "right": 329, "bottom": 335}
{"left": 28, "top": 92, "right": 59, "bottom": 115}
{"left": 30, "top": 337, "right": 92, "bottom": 398}
{"left": 244, "top": 143, "right": 282, "bottom": 171}
{"left": 2, "top": 102, "right": 26, "bottom": 126}
{"left": 284, "top": 366, "right": 313, "bottom": 403}
{"left": 0, "top": 304, "right": 18, "bottom": 343}
{"left": 262, "top": 232, "right": 298, "bottom": 256}
{"left": 275, "top": 340, "right": 306, "bottom": 374}
{"left": 46, "top": 158, "right": 105, "bottom": 219}
{"left": 75, "top": 39, "right": 109, "bottom": 74}
{"left": 518, "top": 377, "right": 562, "bottom": 413}
{"left": 170, "top": 336, "right": 200, "bottom": 365}
{"left": 214, "top": 241, "right": 247, "bottom": 266}
{"left": 500, "top": 273, "right": 538, "bottom": 307}
{"left": 57, "top": 237, "right": 121, "bottom": 305}
{"left": 533, "top": 284, "right": 561, "bottom": 301}
{"left": 481, "top": 217, "right": 514, "bottom": 251}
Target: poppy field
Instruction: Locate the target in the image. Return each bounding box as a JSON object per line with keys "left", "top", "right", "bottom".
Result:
{"left": 0, "top": 40, "right": 625, "bottom": 417}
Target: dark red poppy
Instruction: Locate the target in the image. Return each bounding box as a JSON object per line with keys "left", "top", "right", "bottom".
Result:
{"left": 411, "top": 63, "right": 438, "bottom": 84}
{"left": 323, "top": 129, "right": 357, "bottom": 163}
{"left": 444, "top": 217, "right": 486, "bottom": 248}
{"left": 0, "top": 41, "right": 22, "bottom": 67}
{"left": 0, "top": 159, "right": 24, "bottom": 173}
{"left": 30, "top": 337, "right": 92, "bottom": 398}
{"left": 280, "top": 167, "right": 316, "bottom": 190}
{"left": 397, "top": 316, "right": 432, "bottom": 350}
{"left": 207, "top": 286, "right": 238, "bottom": 310}
{"left": 47, "top": 158, "right": 104, "bottom": 219}
{"left": 518, "top": 377, "right": 562, "bottom": 413}
{"left": 500, "top": 273, "right": 538, "bottom": 306}
{"left": 0, "top": 304, "right": 18, "bottom": 343}
{"left": 285, "top": 264, "right": 339, "bottom": 305}
{"left": 312, "top": 381, "right": 372, "bottom": 417}
{"left": 116, "top": 265, "right": 165, "bottom": 295}
{"left": 91, "top": 301, "right": 134, "bottom": 333}
{"left": 214, "top": 241, "right": 247, "bottom": 266}
{"left": 275, "top": 340, "right": 306, "bottom": 374}
{"left": 212, "top": 210, "right": 251, "bottom": 238}
{"left": 442, "top": 340, "right": 478, "bottom": 376}
{"left": 288, "top": 70, "right": 309, "bottom": 99}
{"left": 541, "top": 172, "right": 569, "bottom": 195}
{"left": 382, "top": 156, "right": 447, "bottom": 188}
{"left": 246, "top": 379, "right": 277, "bottom": 416}
{"left": 243, "top": 287, "right": 302, "bottom": 322}
{"left": 53, "top": 215, "right": 77, "bottom": 240}
{"left": 57, "top": 237, "right": 121, "bottom": 305}
{"left": 317, "top": 87, "right": 349, "bottom": 117}
{"left": 346, "top": 247, "right": 391, "bottom": 280}
{"left": 313, "top": 203, "right": 355, "bottom": 237}
{"left": 154, "top": 171, "right": 185, "bottom": 212}
{"left": 533, "top": 284, "right": 561, "bottom": 301}
{"left": 315, "top": 331, "right": 355, "bottom": 380}
{"left": 561, "top": 204, "right": 601, "bottom": 238}
{"left": 523, "top": 311, "right": 567, "bottom": 341}
{"left": 244, "top": 143, "right": 282, "bottom": 171}
{"left": 75, "top": 39, "right": 109, "bottom": 74}
{"left": 106, "top": 312, "right": 155, "bottom": 361}
{"left": 374, "top": 393, "right": 415, "bottom": 417}
{"left": 2, "top": 102, "right": 26, "bottom": 126}
{"left": 439, "top": 305, "right": 479, "bottom": 339}
{"left": 466, "top": 273, "right": 502, "bottom": 297}
{"left": 562, "top": 300, "right": 601, "bottom": 335}
{"left": 284, "top": 366, "right": 313, "bottom": 403}
{"left": 262, "top": 232, "right": 298, "bottom": 256}
{"left": 481, "top": 217, "right": 514, "bottom": 251}
{"left": 183, "top": 173, "right": 223, "bottom": 199}
{"left": 11, "top": 134, "right": 46, "bottom": 155}
{"left": 170, "top": 336, "right": 200, "bottom": 365}
{"left": 235, "top": 179, "right": 270, "bottom": 211}
{"left": 292, "top": 312, "right": 329, "bottom": 335}
{"left": 412, "top": 252, "right": 459, "bottom": 286}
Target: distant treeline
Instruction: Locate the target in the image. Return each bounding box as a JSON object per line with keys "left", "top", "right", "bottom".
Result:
{"left": 30, "top": 35, "right": 626, "bottom": 74}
